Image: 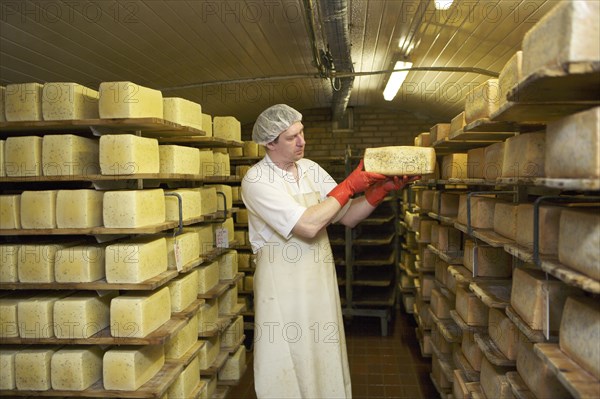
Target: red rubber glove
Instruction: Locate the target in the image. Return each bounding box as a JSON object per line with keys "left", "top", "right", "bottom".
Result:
{"left": 365, "top": 175, "right": 422, "bottom": 206}
{"left": 327, "top": 160, "right": 387, "bottom": 207}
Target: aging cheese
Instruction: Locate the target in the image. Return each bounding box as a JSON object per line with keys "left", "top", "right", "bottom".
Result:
{"left": 168, "top": 355, "right": 200, "bottom": 399}
{"left": 213, "top": 151, "right": 231, "bottom": 176}
{"left": 430, "top": 123, "right": 451, "bottom": 143}
{"left": 414, "top": 132, "right": 432, "bottom": 147}
{"left": 455, "top": 286, "right": 488, "bottom": 327}
{"left": 457, "top": 194, "right": 499, "bottom": 229}
{"left": 479, "top": 357, "right": 515, "bottom": 399}
{"left": 198, "top": 150, "right": 215, "bottom": 177}
{"left": 0, "top": 140, "right": 4, "bottom": 176}
{"left": 502, "top": 132, "right": 545, "bottom": 178}
{"left": 15, "top": 346, "right": 59, "bottom": 390}
{"left": 99, "top": 134, "right": 159, "bottom": 175}
{"left": 467, "top": 147, "right": 485, "bottom": 179}
{"left": 53, "top": 292, "right": 114, "bottom": 339}
{"left": 50, "top": 346, "right": 103, "bottom": 390}
{"left": 42, "top": 82, "right": 99, "bottom": 120}
{"left": 418, "top": 219, "right": 436, "bottom": 243}
{"left": 546, "top": 107, "right": 600, "bottom": 178}
{"left": 0, "top": 348, "right": 19, "bottom": 389}
{"left": 434, "top": 192, "right": 460, "bottom": 217}
{"left": 515, "top": 204, "right": 562, "bottom": 255}
{"left": 103, "top": 188, "right": 165, "bottom": 228}
{"left": 213, "top": 116, "right": 241, "bottom": 141}
{"left": 159, "top": 145, "right": 200, "bottom": 175}
{"left": 98, "top": 81, "right": 163, "bottom": 119}
{"left": 18, "top": 292, "right": 73, "bottom": 338}
{"left": 441, "top": 153, "right": 468, "bottom": 179}
{"left": 234, "top": 230, "right": 246, "bottom": 245}
{"left": 450, "top": 112, "right": 466, "bottom": 137}
{"left": 105, "top": 236, "right": 167, "bottom": 283}
{"left": 110, "top": 286, "right": 171, "bottom": 338}
{"left": 437, "top": 225, "right": 462, "bottom": 253}
{"left": 207, "top": 184, "right": 233, "bottom": 211}
{"left": 0, "top": 195, "right": 20, "bottom": 229}
{"left": 0, "top": 294, "right": 35, "bottom": 338}
{"left": 56, "top": 189, "right": 103, "bottom": 228}
{"left": 5, "top": 82, "right": 43, "bottom": 121}
{"left": 18, "top": 243, "right": 73, "bottom": 283}
{"left": 244, "top": 275, "right": 254, "bottom": 291}
{"left": 202, "top": 376, "right": 217, "bottom": 399}
{"left": 183, "top": 225, "right": 215, "bottom": 256}
{"left": 435, "top": 258, "right": 449, "bottom": 286}
{"left": 5, "top": 136, "right": 42, "bottom": 177}
{"left": 431, "top": 288, "right": 453, "bottom": 320}
{"left": 197, "top": 260, "right": 220, "bottom": 294}
{"left": 201, "top": 113, "right": 213, "bottom": 137}
{"left": 167, "top": 269, "right": 199, "bottom": 313}
{"left": 196, "top": 186, "right": 218, "bottom": 216}
{"left": 431, "top": 354, "right": 451, "bottom": 389}
{"left": 222, "top": 315, "right": 244, "bottom": 348}
{"left": 463, "top": 239, "right": 512, "bottom": 278}
{"left": 560, "top": 296, "right": 600, "bottom": 379}
{"left": 243, "top": 141, "right": 259, "bottom": 157}
{"left": 20, "top": 190, "right": 58, "bottom": 229}
{"left": 199, "top": 335, "right": 220, "bottom": 369}
{"left": 493, "top": 202, "right": 518, "bottom": 240}
{"left": 0, "top": 244, "right": 19, "bottom": 282}
{"left": 198, "top": 299, "right": 219, "bottom": 334}
{"left": 219, "top": 345, "right": 246, "bottom": 381}
{"left": 219, "top": 250, "right": 238, "bottom": 280}
{"left": 213, "top": 218, "right": 235, "bottom": 246}
{"left": 558, "top": 209, "right": 600, "bottom": 280}
{"left": 42, "top": 134, "right": 100, "bottom": 176}
{"left": 103, "top": 344, "right": 165, "bottom": 391}
{"left": 462, "top": 331, "right": 483, "bottom": 371}
{"left": 164, "top": 232, "right": 200, "bottom": 270}
{"left": 55, "top": 245, "right": 105, "bottom": 283}
{"left": 162, "top": 97, "right": 202, "bottom": 130}
{"left": 165, "top": 189, "right": 202, "bottom": 222}
{"left": 238, "top": 253, "right": 252, "bottom": 269}
{"left": 415, "top": 189, "right": 435, "bottom": 212}
{"left": 488, "top": 307, "right": 520, "bottom": 361}
{"left": 483, "top": 141, "right": 505, "bottom": 180}
{"left": 498, "top": 51, "right": 522, "bottom": 107}
{"left": 363, "top": 146, "right": 436, "bottom": 175}
{"left": 165, "top": 314, "right": 199, "bottom": 360}
{"left": 465, "top": 79, "right": 501, "bottom": 123}
{"left": 0, "top": 86, "right": 5, "bottom": 122}
{"left": 218, "top": 285, "right": 238, "bottom": 315}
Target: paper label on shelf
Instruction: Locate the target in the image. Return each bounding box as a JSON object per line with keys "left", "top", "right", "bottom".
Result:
{"left": 96, "top": 290, "right": 117, "bottom": 297}
{"left": 174, "top": 241, "right": 183, "bottom": 271}
{"left": 216, "top": 228, "right": 229, "bottom": 248}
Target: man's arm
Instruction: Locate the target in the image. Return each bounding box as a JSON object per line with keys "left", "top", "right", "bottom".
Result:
{"left": 291, "top": 196, "right": 344, "bottom": 239}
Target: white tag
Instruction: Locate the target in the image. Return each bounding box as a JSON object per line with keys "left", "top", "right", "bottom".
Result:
{"left": 216, "top": 228, "right": 229, "bottom": 248}
{"left": 96, "top": 290, "right": 116, "bottom": 297}
{"left": 174, "top": 241, "right": 183, "bottom": 272}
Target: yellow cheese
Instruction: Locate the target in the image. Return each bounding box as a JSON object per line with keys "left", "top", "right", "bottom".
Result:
{"left": 483, "top": 141, "right": 505, "bottom": 180}
{"left": 201, "top": 113, "right": 213, "bottom": 137}
{"left": 19, "top": 243, "right": 77, "bottom": 283}
{"left": 515, "top": 204, "right": 562, "bottom": 255}
{"left": 433, "top": 192, "right": 460, "bottom": 217}
{"left": 228, "top": 146, "right": 243, "bottom": 157}
{"left": 431, "top": 288, "right": 452, "bottom": 319}
{"left": 0, "top": 294, "right": 35, "bottom": 338}
{"left": 5, "top": 82, "right": 43, "bottom": 121}
{"left": 558, "top": 209, "right": 600, "bottom": 280}
{"left": 417, "top": 219, "right": 436, "bottom": 243}
{"left": 560, "top": 296, "right": 600, "bottom": 379}
{"left": 199, "top": 335, "right": 220, "bottom": 369}
{"left": 467, "top": 147, "right": 485, "bottom": 179}
{"left": 5, "top": 136, "right": 42, "bottom": 177}
{"left": 198, "top": 299, "right": 219, "bottom": 334}
{"left": 20, "top": 190, "right": 58, "bottom": 229}
{"left": 15, "top": 346, "right": 59, "bottom": 390}
{"left": 498, "top": 51, "right": 522, "bottom": 108}
{"left": 462, "top": 331, "right": 483, "bottom": 371}
{"left": 196, "top": 187, "right": 218, "bottom": 215}
{"left": 464, "top": 79, "right": 501, "bottom": 123}
{"left": 493, "top": 202, "right": 518, "bottom": 240}
{"left": 54, "top": 245, "right": 105, "bottom": 283}
{"left": 213, "top": 151, "right": 231, "bottom": 176}
{"left": 198, "top": 150, "right": 215, "bottom": 177}
{"left": 165, "top": 314, "right": 198, "bottom": 360}
{"left": 437, "top": 225, "right": 462, "bottom": 253}
{"left": 102, "top": 344, "right": 165, "bottom": 391}
{"left": 0, "top": 86, "right": 5, "bottom": 122}
{"left": 164, "top": 232, "right": 201, "bottom": 270}
{"left": 258, "top": 145, "right": 266, "bottom": 156}
{"left": 450, "top": 112, "right": 466, "bottom": 136}
{"left": 435, "top": 258, "right": 449, "bottom": 286}
{"left": 167, "top": 270, "right": 199, "bottom": 312}
{"left": 18, "top": 292, "right": 73, "bottom": 338}
{"left": 0, "top": 244, "right": 19, "bottom": 282}
{"left": 488, "top": 307, "right": 519, "bottom": 361}
{"left": 219, "top": 250, "right": 238, "bottom": 280}
{"left": 168, "top": 355, "right": 200, "bottom": 399}
{"left": 441, "top": 153, "right": 468, "bottom": 179}
{"left": 105, "top": 236, "right": 167, "bottom": 283}
{"left": 207, "top": 184, "right": 232, "bottom": 211}
{"left": 546, "top": 106, "right": 600, "bottom": 178}
{"left": 99, "top": 134, "right": 159, "bottom": 175}
{"left": 54, "top": 292, "right": 115, "bottom": 338}
{"left": 103, "top": 188, "right": 165, "bottom": 228}
{"left": 197, "top": 260, "right": 220, "bottom": 294}
{"left": 213, "top": 116, "right": 241, "bottom": 141}
{"left": 234, "top": 231, "right": 246, "bottom": 245}
{"left": 463, "top": 239, "right": 512, "bottom": 277}
{"left": 479, "top": 357, "right": 515, "bottom": 399}
{"left": 165, "top": 189, "right": 202, "bottom": 222}
{"left": 502, "top": 132, "right": 545, "bottom": 178}
{"left": 243, "top": 141, "right": 259, "bottom": 157}
{"left": 162, "top": 97, "right": 202, "bottom": 130}
{"left": 363, "top": 146, "right": 436, "bottom": 175}
{"left": 414, "top": 132, "right": 431, "bottom": 147}
{"left": 219, "top": 286, "right": 238, "bottom": 316}
{"left": 0, "top": 140, "right": 5, "bottom": 176}
{"left": 159, "top": 145, "right": 200, "bottom": 175}
{"left": 56, "top": 189, "right": 103, "bottom": 228}
{"left": 98, "top": 81, "right": 163, "bottom": 119}
{"left": 110, "top": 286, "right": 171, "bottom": 338}
{"left": 430, "top": 123, "right": 450, "bottom": 143}
{"left": 222, "top": 315, "right": 244, "bottom": 348}
{"left": 0, "top": 348, "right": 19, "bottom": 389}
{"left": 218, "top": 345, "right": 246, "bottom": 381}
{"left": 431, "top": 354, "right": 451, "bottom": 389}
{"left": 0, "top": 195, "right": 20, "bottom": 229}
{"left": 50, "top": 346, "right": 103, "bottom": 390}
{"left": 41, "top": 82, "right": 99, "bottom": 120}
{"left": 202, "top": 377, "right": 217, "bottom": 399}
{"left": 415, "top": 190, "right": 435, "bottom": 212}
{"left": 244, "top": 275, "right": 254, "bottom": 291}
{"left": 455, "top": 286, "right": 488, "bottom": 326}
{"left": 232, "top": 187, "right": 240, "bottom": 202}
{"left": 457, "top": 194, "right": 499, "bottom": 229}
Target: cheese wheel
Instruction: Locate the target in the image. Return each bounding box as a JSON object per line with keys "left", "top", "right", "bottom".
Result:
{"left": 213, "top": 218, "right": 234, "bottom": 246}
{"left": 437, "top": 225, "right": 462, "bottom": 253}
{"left": 488, "top": 307, "right": 520, "bottom": 361}
{"left": 201, "top": 113, "right": 213, "bottom": 137}
{"left": 105, "top": 236, "right": 167, "bottom": 283}
{"left": 483, "top": 141, "right": 505, "bottom": 180}
{"left": 110, "top": 286, "right": 171, "bottom": 338}
{"left": 15, "top": 346, "right": 59, "bottom": 390}
{"left": 5, "top": 83, "right": 43, "bottom": 121}
{"left": 103, "top": 188, "right": 165, "bottom": 228}
{"left": 198, "top": 299, "right": 219, "bottom": 334}
{"left": 207, "top": 184, "right": 232, "bottom": 211}
{"left": 431, "top": 354, "right": 451, "bottom": 389}
{"left": 462, "top": 331, "right": 483, "bottom": 371}
{"left": 165, "top": 188, "right": 202, "bottom": 222}
{"left": 430, "top": 123, "right": 450, "bottom": 143}
{"left": 0, "top": 86, "right": 5, "bottom": 122}
{"left": 18, "top": 243, "right": 74, "bottom": 283}
{"left": 455, "top": 286, "right": 488, "bottom": 326}
{"left": 53, "top": 292, "right": 115, "bottom": 339}
{"left": 99, "top": 134, "right": 159, "bottom": 175}
{"left": 364, "top": 146, "right": 436, "bottom": 176}
{"left": 414, "top": 132, "right": 431, "bottom": 147}
{"left": 415, "top": 189, "right": 435, "bottom": 212}
{"left": 20, "top": 190, "right": 58, "bottom": 229}
{"left": 0, "top": 348, "right": 19, "bottom": 389}
{"left": 0, "top": 140, "right": 5, "bottom": 176}
{"left": 197, "top": 261, "right": 220, "bottom": 294}
{"left": 50, "top": 346, "right": 103, "bottom": 390}
{"left": 213, "top": 152, "right": 231, "bottom": 176}
{"left": 5, "top": 136, "right": 42, "bottom": 177}
{"left": 467, "top": 147, "right": 485, "bottom": 179}
{"left": 162, "top": 97, "right": 202, "bottom": 130}
{"left": 0, "top": 294, "right": 35, "bottom": 338}
{"left": 441, "top": 153, "right": 468, "bottom": 179}
{"left": 98, "top": 81, "right": 163, "bottom": 119}
{"left": 42, "top": 134, "right": 100, "bottom": 176}
{"left": 56, "top": 189, "right": 103, "bottom": 228}
{"left": 243, "top": 141, "right": 259, "bottom": 157}
{"left": 558, "top": 209, "right": 600, "bottom": 280}
{"left": 196, "top": 187, "right": 218, "bottom": 215}
{"left": 159, "top": 145, "right": 200, "bottom": 175}
{"left": 0, "top": 195, "right": 20, "bottom": 229}
{"left": 18, "top": 292, "right": 73, "bottom": 338}
{"left": 55, "top": 245, "right": 105, "bottom": 283}
{"left": 218, "top": 285, "right": 238, "bottom": 315}
{"left": 165, "top": 314, "right": 199, "bottom": 360}
{"left": 502, "top": 132, "right": 545, "bottom": 178}
{"left": 479, "top": 357, "right": 515, "bottom": 399}
{"left": 464, "top": 79, "right": 501, "bottom": 123}
{"left": 198, "top": 150, "right": 214, "bottom": 177}
{"left": 0, "top": 244, "right": 19, "bottom": 282}
{"left": 41, "top": 82, "right": 99, "bottom": 121}
{"left": 168, "top": 355, "right": 200, "bottom": 398}
{"left": 183, "top": 225, "right": 214, "bottom": 256}
{"left": 218, "top": 345, "right": 246, "bottom": 381}
{"left": 244, "top": 275, "right": 254, "bottom": 291}
{"left": 221, "top": 315, "right": 244, "bottom": 348}
{"left": 199, "top": 335, "right": 220, "bottom": 369}
{"left": 164, "top": 232, "right": 200, "bottom": 270}
{"left": 493, "top": 202, "right": 518, "bottom": 240}
{"left": 213, "top": 116, "right": 241, "bottom": 141}
{"left": 498, "top": 51, "right": 522, "bottom": 107}
{"left": 515, "top": 204, "right": 562, "bottom": 255}
{"left": 431, "top": 288, "right": 452, "bottom": 319}
{"left": 450, "top": 111, "right": 466, "bottom": 136}
{"left": 457, "top": 194, "right": 499, "bottom": 229}
{"left": 103, "top": 344, "right": 164, "bottom": 391}
{"left": 463, "top": 239, "right": 512, "bottom": 278}
{"left": 433, "top": 192, "right": 460, "bottom": 217}
{"left": 219, "top": 250, "right": 238, "bottom": 280}
{"left": 167, "top": 269, "right": 199, "bottom": 313}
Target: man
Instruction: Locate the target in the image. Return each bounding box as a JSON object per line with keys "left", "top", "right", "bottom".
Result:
{"left": 241, "top": 104, "right": 416, "bottom": 398}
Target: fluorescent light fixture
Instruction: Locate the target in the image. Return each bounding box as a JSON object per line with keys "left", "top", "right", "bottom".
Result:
{"left": 383, "top": 61, "right": 413, "bottom": 101}
{"left": 434, "top": 0, "right": 454, "bottom": 10}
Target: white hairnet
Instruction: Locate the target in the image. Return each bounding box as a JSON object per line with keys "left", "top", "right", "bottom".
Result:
{"left": 252, "top": 104, "right": 302, "bottom": 145}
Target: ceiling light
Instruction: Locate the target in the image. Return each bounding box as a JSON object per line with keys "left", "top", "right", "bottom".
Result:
{"left": 434, "top": 0, "right": 454, "bottom": 10}
{"left": 383, "top": 61, "right": 413, "bottom": 101}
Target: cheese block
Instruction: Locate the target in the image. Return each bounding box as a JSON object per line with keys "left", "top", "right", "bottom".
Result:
{"left": 457, "top": 194, "right": 499, "bottom": 228}
{"left": 498, "top": 51, "right": 522, "bottom": 107}
{"left": 20, "top": 190, "right": 58, "bottom": 228}
{"left": 0, "top": 294, "right": 35, "bottom": 338}
{"left": 18, "top": 292, "right": 73, "bottom": 338}
{"left": 488, "top": 307, "right": 520, "bottom": 360}
{"left": 431, "top": 288, "right": 452, "bottom": 319}
{"left": 463, "top": 239, "right": 512, "bottom": 277}
{"left": 165, "top": 189, "right": 202, "bottom": 222}
{"left": 218, "top": 345, "right": 246, "bottom": 381}
{"left": 437, "top": 225, "right": 462, "bottom": 253}
{"left": 231, "top": 186, "right": 240, "bottom": 202}
{"left": 434, "top": 192, "right": 460, "bottom": 217}
{"left": 0, "top": 244, "right": 19, "bottom": 282}
{"left": 5, "top": 136, "right": 42, "bottom": 176}
{"left": 201, "top": 113, "right": 213, "bottom": 137}
{"left": 244, "top": 275, "right": 254, "bottom": 291}
{"left": 196, "top": 187, "right": 218, "bottom": 215}
{"left": 441, "top": 153, "right": 468, "bottom": 179}
{"left": 207, "top": 184, "right": 232, "bottom": 210}
{"left": 0, "top": 348, "right": 19, "bottom": 389}
{"left": 462, "top": 331, "right": 483, "bottom": 371}
{"left": 229, "top": 146, "right": 243, "bottom": 158}
{"left": 213, "top": 218, "right": 234, "bottom": 246}
{"left": 479, "top": 357, "right": 515, "bottom": 399}
{"left": 202, "top": 376, "right": 217, "bottom": 399}
{"left": 110, "top": 286, "right": 171, "bottom": 338}
{"left": 56, "top": 189, "right": 103, "bottom": 228}
{"left": 521, "top": 0, "right": 600, "bottom": 78}
{"left": 103, "top": 344, "right": 164, "bottom": 391}
{"left": 55, "top": 245, "right": 105, "bottom": 283}
{"left": 545, "top": 107, "right": 600, "bottom": 178}
{"left": 435, "top": 258, "right": 449, "bottom": 286}
{"left": 98, "top": 81, "right": 163, "bottom": 119}
{"left": 162, "top": 97, "right": 202, "bottom": 130}
{"left": 455, "top": 286, "right": 488, "bottom": 326}
{"left": 414, "top": 132, "right": 432, "bottom": 147}
{"left": 199, "top": 335, "right": 220, "bottom": 369}
{"left": 467, "top": 147, "right": 485, "bottom": 179}
{"left": 0, "top": 86, "right": 5, "bottom": 122}
{"left": 183, "top": 224, "right": 214, "bottom": 256}
{"left": 165, "top": 314, "right": 199, "bottom": 360}
{"left": 198, "top": 299, "right": 219, "bottom": 334}
{"left": 415, "top": 189, "right": 435, "bottom": 212}
{"left": 219, "top": 250, "right": 238, "bottom": 281}
{"left": 218, "top": 285, "right": 238, "bottom": 315}
{"left": 420, "top": 274, "right": 434, "bottom": 300}
{"left": 167, "top": 270, "right": 199, "bottom": 312}
{"left": 516, "top": 333, "right": 571, "bottom": 398}
{"left": 197, "top": 260, "right": 220, "bottom": 294}
{"left": 511, "top": 267, "right": 580, "bottom": 331}
{"left": 168, "top": 355, "right": 200, "bottom": 399}
{"left": 159, "top": 145, "right": 200, "bottom": 175}
{"left": 238, "top": 253, "right": 252, "bottom": 269}
{"left": 560, "top": 296, "right": 600, "bottom": 379}
{"left": 234, "top": 230, "right": 246, "bottom": 245}
{"left": 0, "top": 195, "right": 20, "bottom": 229}
{"left": 493, "top": 202, "right": 518, "bottom": 240}
{"left": 164, "top": 232, "right": 200, "bottom": 270}
{"left": 243, "top": 141, "right": 259, "bottom": 157}
{"left": 363, "top": 146, "right": 436, "bottom": 176}
{"left": 54, "top": 292, "right": 115, "bottom": 338}
{"left": 464, "top": 79, "right": 501, "bottom": 123}
{"left": 418, "top": 219, "right": 436, "bottom": 243}
{"left": 41, "top": 82, "right": 99, "bottom": 120}
{"left": 450, "top": 112, "right": 467, "bottom": 137}
{"left": 558, "top": 209, "right": 600, "bottom": 280}
{"left": 213, "top": 116, "right": 241, "bottom": 141}
{"left": 18, "top": 242, "right": 74, "bottom": 283}
{"left": 0, "top": 140, "right": 5, "bottom": 176}
{"left": 431, "top": 354, "right": 451, "bottom": 389}
{"left": 502, "top": 132, "right": 545, "bottom": 178}
{"left": 515, "top": 204, "right": 562, "bottom": 255}
{"left": 422, "top": 245, "right": 436, "bottom": 268}
{"left": 105, "top": 236, "right": 167, "bottom": 283}
{"left": 99, "top": 134, "right": 159, "bottom": 175}
{"left": 198, "top": 150, "right": 215, "bottom": 177}
{"left": 50, "top": 346, "right": 103, "bottom": 390}
{"left": 15, "top": 346, "right": 59, "bottom": 390}
{"left": 222, "top": 315, "right": 244, "bottom": 348}
{"left": 103, "top": 188, "right": 165, "bottom": 228}
{"left": 5, "top": 82, "right": 43, "bottom": 121}
{"left": 483, "top": 141, "right": 505, "bottom": 180}
{"left": 430, "top": 123, "right": 451, "bottom": 143}
{"left": 213, "top": 151, "right": 231, "bottom": 176}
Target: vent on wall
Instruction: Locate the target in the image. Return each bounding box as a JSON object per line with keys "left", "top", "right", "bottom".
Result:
{"left": 332, "top": 107, "right": 354, "bottom": 132}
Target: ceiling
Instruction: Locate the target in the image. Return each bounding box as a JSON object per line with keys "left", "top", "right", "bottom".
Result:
{"left": 0, "top": 0, "right": 557, "bottom": 124}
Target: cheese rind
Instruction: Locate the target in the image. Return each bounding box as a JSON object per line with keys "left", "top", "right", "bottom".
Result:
{"left": 414, "top": 132, "right": 431, "bottom": 147}
{"left": 53, "top": 292, "right": 114, "bottom": 338}
{"left": 213, "top": 116, "right": 241, "bottom": 141}
{"left": 222, "top": 315, "right": 244, "bottom": 348}
{"left": 207, "top": 184, "right": 233, "bottom": 211}
{"left": 42, "top": 82, "right": 99, "bottom": 120}
{"left": 213, "top": 151, "right": 231, "bottom": 176}
{"left": 159, "top": 145, "right": 200, "bottom": 175}
{"left": 0, "top": 349, "right": 19, "bottom": 389}
{"left": 164, "top": 232, "right": 201, "bottom": 270}
{"left": 243, "top": 141, "right": 259, "bottom": 157}
{"left": 18, "top": 292, "right": 73, "bottom": 338}
{"left": 0, "top": 140, "right": 5, "bottom": 176}
{"left": 15, "top": 347, "right": 58, "bottom": 390}
{"left": 0, "top": 86, "right": 5, "bottom": 122}
{"left": 165, "top": 314, "right": 199, "bottom": 360}
{"left": 105, "top": 236, "right": 167, "bottom": 283}
{"left": 0, "top": 194, "right": 21, "bottom": 229}
{"left": 467, "top": 147, "right": 485, "bottom": 179}
{"left": 493, "top": 202, "right": 518, "bottom": 240}
{"left": 50, "top": 346, "right": 103, "bottom": 390}
{"left": 457, "top": 195, "right": 498, "bottom": 229}
{"left": 110, "top": 286, "right": 171, "bottom": 338}
{"left": 488, "top": 307, "right": 519, "bottom": 360}
{"left": 430, "top": 123, "right": 450, "bottom": 143}
{"left": 99, "top": 134, "right": 160, "bottom": 175}
{"left": 364, "top": 146, "right": 436, "bottom": 175}
{"left": 162, "top": 97, "right": 202, "bottom": 130}
{"left": 103, "top": 189, "right": 165, "bottom": 228}
{"left": 98, "top": 81, "right": 163, "bottom": 119}
{"left": 168, "top": 355, "right": 200, "bottom": 398}
{"left": 0, "top": 245, "right": 19, "bottom": 282}
{"left": 198, "top": 299, "right": 219, "bottom": 334}
{"left": 199, "top": 335, "right": 220, "bottom": 369}
{"left": 463, "top": 239, "right": 512, "bottom": 278}
{"left": 515, "top": 204, "right": 562, "bottom": 255}
{"left": 202, "top": 113, "right": 213, "bottom": 137}
{"left": 102, "top": 344, "right": 165, "bottom": 391}
{"left": 20, "top": 190, "right": 58, "bottom": 229}
{"left": 197, "top": 261, "right": 220, "bottom": 294}
{"left": 18, "top": 243, "right": 72, "bottom": 283}
{"left": 219, "top": 250, "right": 238, "bottom": 280}
{"left": 464, "top": 79, "right": 501, "bottom": 123}
{"left": 5, "top": 83, "right": 43, "bottom": 121}
{"left": 167, "top": 270, "right": 199, "bottom": 313}
{"left": 0, "top": 295, "right": 34, "bottom": 338}
{"left": 456, "top": 286, "right": 488, "bottom": 326}
{"left": 198, "top": 150, "right": 215, "bottom": 177}
{"left": 56, "top": 189, "right": 103, "bottom": 228}
{"left": 165, "top": 189, "right": 202, "bottom": 222}
{"left": 558, "top": 209, "right": 600, "bottom": 280}
{"left": 483, "top": 141, "right": 504, "bottom": 180}
{"left": 5, "top": 136, "right": 42, "bottom": 177}
{"left": 55, "top": 245, "right": 105, "bottom": 282}
{"left": 502, "top": 132, "right": 545, "bottom": 178}
{"left": 462, "top": 331, "right": 483, "bottom": 371}
{"left": 450, "top": 112, "right": 466, "bottom": 136}
{"left": 441, "top": 153, "right": 468, "bottom": 179}
{"left": 219, "top": 345, "right": 246, "bottom": 381}
{"left": 479, "top": 357, "right": 515, "bottom": 399}
{"left": 218, "top": 285, "right": 238, "bottom": 315}
{"left": 498, "top": 51, "right": 522, "bottom": 107}
{"left": 42, "top": 134, "right": 100, "bottom": 176}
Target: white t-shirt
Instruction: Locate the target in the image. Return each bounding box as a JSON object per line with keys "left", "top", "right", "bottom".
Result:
{"left": 241, "top": 154, "right": 349, "bottom": 252}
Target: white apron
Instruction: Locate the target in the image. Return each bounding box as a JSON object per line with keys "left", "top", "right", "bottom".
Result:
{"left": 253, "top": 181, "right": 352, "bottom": 399}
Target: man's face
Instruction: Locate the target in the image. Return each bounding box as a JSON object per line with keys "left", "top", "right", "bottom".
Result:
{"left": 270, "top": 121, "right": 305, "bottom": 162}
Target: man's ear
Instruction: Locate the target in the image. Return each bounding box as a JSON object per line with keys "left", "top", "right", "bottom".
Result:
{"left": 266, "top": 142, "right": 276, "bottom": 151}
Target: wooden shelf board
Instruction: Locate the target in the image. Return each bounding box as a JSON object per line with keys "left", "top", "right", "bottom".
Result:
{"left": 428, "top": 308, "right": 462, "bottom": 343}
{"left": 454, "top": 222, "right": 511, "bottom": 248}
{"left": 491, "top": 100, "right": 597, "bottom": 123}
{"left": 218, "top": 364, "right": 248, "bottom": 386}
{"left": 450, "top": 310, "right": 487, "bottom": 333}
{"left": 474, "top": 332, "right": 516, "bottom": 367}
{"left": 200, "top": 351, "right": 229, "bottom": 376}
{"left": 0, "top": 221, "right": 178, "bottom": 236}
{"left": 229, "top": 156, "right": 262, "bottom": 164}
{"left": 452, "top": 347, "right": 480, "bottom": 383}
{"left": 429, "top": 373, "right": 451, "bottom": 396}
{"left": 538, "top": 178, "right": 600, "bottom": 192}
{"left": 539, "top": 257, "right": 600, "bottom": 295}
{"left": 197, "top": 282, "right": 228, "bottom": 300}
{"left": 432, "top": 137, "right": 500, "bottom": 153}
{"left": 505, "top": 371, "right": 537, "bottom": 399}
{"left": 157, "top": 136, "right": 243, "bottom": 148}
{"left": 427, "top": 244, "right": 463, "bottom": 265}
{"left": 172, "top": 298, "right": 204, "bottom": 320}
{"left": 219, "top": 272, "right": 244, "bottom": 287}
{"left": 189, "top": 380, "right": 207, "bottom": 399}
{"left": 353, "top": 232, "right": 395, "bottom": 245}
{"left": 0, "top": 173, "right": 207, "bottom": 183}
{"left": 461, "top": 118, "right": 521, "bottom": 134}
{"left": 360, "top": 214, "right": 395, "bottom": 225}
{"left": 447, "top": 265, "right": 473, "bottom": 287}
{"left": 221, "top": 334, "right": 245, "bottom": 354}
{"left": 505, "top": 305, "right": 558, "bottom": 344}
{"left": 212, "top": 386, "right": 229, "bottom": 399}
{"left": 469, "top": 280, "right": 511, "bottom": 309}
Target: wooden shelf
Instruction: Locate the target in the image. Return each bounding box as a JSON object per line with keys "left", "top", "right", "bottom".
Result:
{"left": 432, "top": 136, "right": 499, "bottom": 154}
{"left": 0, "top": 221, "right": 179, "bottom": 236}
{"left": 427, "top": 244, "right": 463, "bottom": 265}
{"left": 452, "top": 346, "right": 480, "bottom": 383}
{"left": 0, "top": 173, "right": 208, "bottom": 183}
{"left": 447, "top": 265, "right": 473, "bottom": 287}
{"left": 212, "top": 386, "right": 230, "bottom": 399}
{"left": 450, "top": 310, "right": 487, "bottom": 333}
{"left": 172, "top": 299, "right": 204, "bottom": 320}
{"left": 353, "top": 250, "right": 396, "bottom": 266}
{"left": 221, "top": 334, "right": 245, "bottom": 354}
{"left": 454, "top": 222, "right": 511, "bottom": 248}
{"left": 491, "top": 100, "right": 597, "bottom": 124}
{"left": 200, "top": 351, "right": 229, "bottom": 376}
{"left": 428, "top": 308, "right": 462, "bottom": 343}
{"left": 427, "top": 212, "right": 457, "bottom": 226}
{"left": 189, "top": 380, "right": 207, "bottom": 399}
{"left": 157, "top": 136, "right": 243, "bottom": 148}
{"left": 353, "top": 268, "right": 394, "bottom": 287}
{"left": 538, "top": 177, "right": 600, "bottom": 192}
{"left": 474, "top": 332, "right": 516, "bottom": 367}
{"left": 469, "top": 280, "right": 511, "bottom": 309}
{"left": 505, "top": 371, "right": 536, "bottom": 399}
{"left": 505, "top": 305, "right": 558, "bottom": 344}
{"left": 353, "top": 232, "right": 395, "bottom": 245}
{"left": 220, "top": 272, "right": 244, "bottom": 287}
{"left": 429, "top": 373, "right": 451, "bottom": 397}
{"left": 456, "top": 119, "right": 520, "bottom": 137}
